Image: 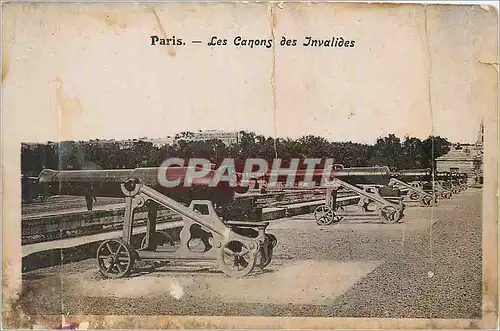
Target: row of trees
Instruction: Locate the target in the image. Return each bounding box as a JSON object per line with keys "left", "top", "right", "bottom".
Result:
{"left": 21, "top": 131, "right": 452, "bottom": 175}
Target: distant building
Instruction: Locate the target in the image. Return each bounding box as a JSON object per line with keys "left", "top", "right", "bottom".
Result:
{"left": 436, "top": 121, "right": 484, "bottom": 186}
{"left": 118, "top": 139, "right": 139, "bottom": 150}
{"left": 143, "top": 136, "right": 175, "bottom": 148}
{"left": 116, "top": 136, "right": 175, "bottom": 149}
{"left": 177, "top": 129, "right": 242, "bottom": 146}
{"left": 88, "top": 139, "right": 117, "bottom": 146}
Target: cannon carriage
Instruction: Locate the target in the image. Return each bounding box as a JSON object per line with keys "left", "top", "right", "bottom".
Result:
{"left": 390, "top": 169, "right": 439, "bottom": 206}
{"left": 311, "top": 166, "right": 407, "bottom": 225}
{"left": 394, "top": 169, "right": 456, "bottom": 200}
{"left": 37, "top": 167, "right": 276, "bottom": 278}
{"left": 311, "top": 166, "right": 472, "bottom": 225}
{"left": 389, "top": 169, "right": 469, "bottom": 201}
{"left": 449, "top": 172, "right": 468, "bottom": 193}
{"left": 434, "top": 171, "right": 468, "bottom": 195}
{"left": 408, "top": 180, "right": 453, "bottom": 200}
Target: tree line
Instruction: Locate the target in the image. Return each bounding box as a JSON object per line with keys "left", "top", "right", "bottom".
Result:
{"left": 21, "top": 131, "right": 452, "bottom": 176}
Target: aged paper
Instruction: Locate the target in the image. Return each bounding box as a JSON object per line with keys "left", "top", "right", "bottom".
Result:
{"left": 2, "top": 2, "right": 499, "bottom": 329}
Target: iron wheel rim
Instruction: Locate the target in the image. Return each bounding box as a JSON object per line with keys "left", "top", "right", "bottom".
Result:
{"left": 97, "top": 238, "right": 134, "bottom": 278}
{"left": 380, "top": 205, "right": 401, "bottom": 223}
{"left": 314, "top": 205, "right": 334, "bottom": 225}
{"left": 218, "top": 240, "right": 256, "bottom": 278}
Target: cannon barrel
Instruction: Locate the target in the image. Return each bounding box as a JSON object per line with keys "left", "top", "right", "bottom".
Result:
{"left": 39, "top": 165, "right": 393, "bottom": 198}
{"left": 256, "top": 165, "right": 391, "bottom": 186}
{"left": 391, "top": 169, "right": 432, "bottom": 183}
{"left": 327, "top": 166, "right": 391, "bottom": 177}
{"left": 37, "top": 167, "right": 242, "bottom": 206}
{"left": 259, "top": 166, "right": 391, "bottom": 177}
{"left": 326, "top": 166, "right": 391, "bottom": 185}
{"left": 394, "top": 169, "right": 469, "bottom": 182}
{"left": 395, "top": 169, "right": 432, "bottom": 177}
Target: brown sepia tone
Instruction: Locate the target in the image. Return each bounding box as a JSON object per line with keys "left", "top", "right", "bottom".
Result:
{"left": 2, "top": 2, "right": 498, "bottom": 329}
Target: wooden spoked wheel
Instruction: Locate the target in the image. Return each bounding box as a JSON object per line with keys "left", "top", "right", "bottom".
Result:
{"left": 218, "top": 240, "right": 256, "bottom": 278}
{"left": 380, "top": 205, "right": 402, "bottom": 224}
{"left": 409, "top": 192, "right": 420, "bottom": 201}
{"left": 442, "top": 190, "right": 452, "bottom": 199}
{"left": 97, "top": 238, "right": 135, "bottom": 278}
{"left": 419, "top": 195, "right": 435, "bottom": 207}
{"left": 314, "top": 205, "right": 334, "bottom": 225}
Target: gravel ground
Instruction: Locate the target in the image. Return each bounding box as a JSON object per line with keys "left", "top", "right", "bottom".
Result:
{"left": 19, "top": 189, "right": 482, "bottom": 318}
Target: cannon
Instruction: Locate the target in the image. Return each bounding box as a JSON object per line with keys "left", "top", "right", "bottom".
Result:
{"left": 447, "top": 172, "right": 468, "bottom": 193}
{"left": 389, "top": 169, "right": 439, "bottom": 206}
{"left": 38, "top": 166, "right": 251, "bottom": 211}
{"left": 394, "top": 169, "right": 469, "bottom": 199}
{"left": 393, "top": 169, "right": 454, "bottom": 200}
{"left": 253, "top": 163, "right": 393, "bottom": 188}
{"left": 37, "top": 167, "right": 275, "bottom": 278}
{"left": 309, "top": 166, "right": 407, "bottom": 225}
{"left": 432, "top": 172, "right": 463, "bottom": 195}
{"left": 430, "top": 171, "right": 468, "bottom": 195}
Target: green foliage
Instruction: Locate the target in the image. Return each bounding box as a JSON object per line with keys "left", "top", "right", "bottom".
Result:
{"left": 20, "top": 132, "right": 452, "bottom": 174}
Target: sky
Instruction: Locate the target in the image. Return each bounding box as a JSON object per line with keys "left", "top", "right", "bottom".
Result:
{"left": 2, "top": 2, "right": 498, "bottom": 145}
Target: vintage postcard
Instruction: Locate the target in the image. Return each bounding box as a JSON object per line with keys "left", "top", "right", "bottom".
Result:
{"left": 1, "top": 1, "right": 499, "bottom": 329}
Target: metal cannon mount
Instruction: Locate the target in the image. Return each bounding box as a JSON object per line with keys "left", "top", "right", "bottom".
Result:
{"left": 393, "top": 169, "right": 470, "bottom": 200}
{"left": 313, "top": 178, "right": 406, "bottom": 226}
{"left": 414, "top": 181, "right": 454, "bottom": 199}
{"left": 96, "top": 179, "right": 276, "bottom": 279}
{"left": 406, "top": 179, "right": 466, "bottom": 200}
{"left": 388, "top": 178, "right": 437, "bottom": 207}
